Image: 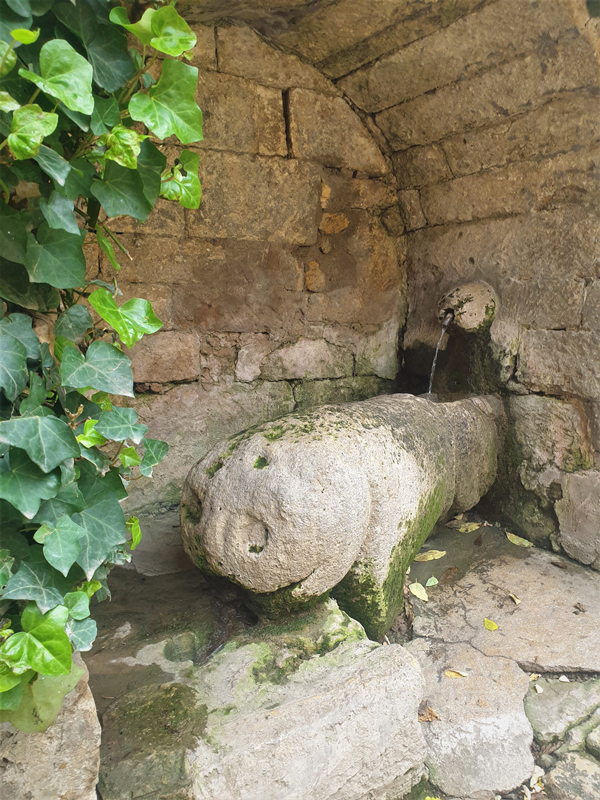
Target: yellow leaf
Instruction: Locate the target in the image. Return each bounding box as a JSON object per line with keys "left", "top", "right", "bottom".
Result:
{"left": 509, "top": 593, "right": 521, "bottom": 605}
{"left": 506, "top": 531, "right": 534, "bottom": 547}
{"left": 414, "top": 550, "right": 447, "bottom": 562}
{"left": 529, "top": 673, "right": 540, "bottom": 681}
{"left": 457, "top": 522, "right": 481, "bottom": 533}
{"left": 444, "top": 669, "right": 468, "bottom": 679}
{"left": 408, "top": 582, "right": 428, "bottom": 602}
{"left": 426, "top": 576, "right": 439, "bottom": 587}
{"left": 484, "top": 618, "right": 498, "bottom": 631}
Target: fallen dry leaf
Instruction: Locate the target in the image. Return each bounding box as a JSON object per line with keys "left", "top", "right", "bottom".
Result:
{"left": 484, "top": 618, "right": 499, "bottom": 631}
{"left": 439, "top": 566, "right": 459, "bottom": 585}
{"left": 510, "top": 593, "right": 522, "bottom": 605}
{"left": 529, "top": 673, "right": 540, "bottom": 681}
{"left": 558, "top": 675, "right": 570, "bottom": 683}
{"left": 445, "top": 513, "right": 466, "bottom": 528}
{"left": 426, "top": 576, "right": 439, "bottom": 587}
{"left": 14, "top": 179, "right": 41, "bottom": 202}
{"left": 414, "top": 549, "right": 446, "bottom": 562}
{"left": 457, "top": 522, "right": 481, "bottom": 533}
{"left": 474, "top": 531, "right": 485, "bottom": 546}
{"left": 534, "top": 684, "right": 543, "bottom": 694}
{"left": 574, "top": 602, "right": 586, "bottom": 613}
{"left": 551, "top": 561, "right": 568, "bottom": 570}
{"left": 418, "top": 706, "right": 441, "bottom": 722}
{"left": 445, "top": 669, "right": 468, "bottom": 679}
{"left": 506, "top": 531, "right": 534, "bottom": 547}
{"left": 408, "top": 582, "right": 428, "bottom": 602}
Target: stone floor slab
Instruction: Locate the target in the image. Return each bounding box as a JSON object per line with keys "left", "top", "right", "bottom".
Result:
{"left": 524, "top": 677, "right": 600, "bottom": 745}
{"left": 544, "top": 752, "right": 600, "bottom": 799}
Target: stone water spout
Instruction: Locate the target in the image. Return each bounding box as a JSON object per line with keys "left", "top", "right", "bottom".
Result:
{"left": 181, "top": 394, "right": 504, "bottom": 639}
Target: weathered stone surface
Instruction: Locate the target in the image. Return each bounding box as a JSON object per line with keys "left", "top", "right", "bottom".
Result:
{"left": 525, "top": 676, "right": 600, "bottom": 746}
{"left": 234, "top": 334, "right": 273, "bottom": 382}
{"left": 407, "top": 638, "right": 534, "bottom": 798}
{"left": 355, "top": 317, "right": 399, "bottom": 379}
{"left": 376, "top": 35, "right": 598, "bottom": 150}
{"left": 288, "top": 88, "right": 388, "bottom": 175}
{"left": 410, "top": 526, "right": 600, "bottom": 672}
{"left": 109, "top": 197, "right": 185, "bottom": 236}
{"left": 556, "top": 471, "right": 600, "bottom": 569}
{"left": 260, "top": 337, "right": 354, "bottom": 380}
{"left": 115, "top": 282, "right": 173, "bottom": 331}
{"left": 587, "top": 725, "right": 600, "bottom": 759}
{"left": 441, "top": 92, "right": 600, "bottom": 178}
{"left": 517, "top": 331, "right": 600, "bottom": 398}
{"left": 294, "top": 376, "right": 393, "bottom": 410}
{"left": 98, "top": 600, "right": 427, "bottom": 800}
{"left": 438, "top": 280, "right": 497, "bottom": 333}
{"left": 188, "top": 23, "right": 217, "bottom": 71}
{"left": 195, "top": 71, "right": 286, "bottom": 155}
{"left": 392, "top": 144, "right": 453, "bottom": 189}
{"left": 129, "top": 332, "right": 200, "bottom": 384}
{"left": 339, "top": 0, "right": 576, "bottom": 112}
{"left": 181, "top": 394, "right": 501, "bottom": 637}
{"left": 216, "top": 24, "right": 334, "bottom": 93}
{"left": 398, "top": 189, "right": 427, "bottom": 231}
{"left": 0, "top": 658, "right": 100, "bottom": 800}
{"left": 544, "top": 752, "right": 600, "bottom": 799}
{"left": 188, "top": 150, "right": 321, "bottom": 244}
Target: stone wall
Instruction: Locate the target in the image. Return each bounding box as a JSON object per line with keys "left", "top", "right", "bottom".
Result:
{"left": 101, "top": 21, "right": 405, "bottom": 572}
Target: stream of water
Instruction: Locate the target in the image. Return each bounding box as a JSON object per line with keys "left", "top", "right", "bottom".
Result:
{"left": 427, "top": 314, "right": 453, "bottom": 394}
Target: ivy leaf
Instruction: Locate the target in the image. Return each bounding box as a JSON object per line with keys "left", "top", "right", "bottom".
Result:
{"left": 147, "top": 5, "right": 196, "bottom": 57}
{"left": 126, "top": 515, "right": 141, "bottom": 550}
{"left": 129, "top": 59, "right": 203, "bottom": 144}
{"left": 1, "top": 558, "right": 64, "bottom": 612}
{"left": 19, "top": 39, "right": 94, "bottom": 114}
{"left": 39, "top": 191, "right": 79, "bottom": 234}
{"left": 0, "top": 662, "right": 23, "bottom": 693}
{"left": 90, "top": 161, "right": 152, "bottom": 221}
{"left": 139, "top": 437, "right": 168, "bottom": 477}
{"left": 96, "top": 229, "right": 120, "bottom": 271}
{"left": 25, "top": 223, "right": 86, "bottom": 288}
{"left": 66, "top": 617, "right": 96, "bottom": 651}
{"left": 33, "top": 515, "right": 86, "bottom": 576}
{"left": 0, "top": 621, "right": 71, "bottom": 675}
{"left": 0, "top": 415, "right": 80, "bottom": 472}
{"left": 119, "top": 445, "right": 140, "bottom": 468}
{"left": 78, "top": 442, "right": 110, "bottom": 472}
{"left": 89, "top": 287, "right": 162, "bottom": 347}
{"left": 0, "top": 201, "right": 28, "bottom": 264}
{"left": 0, "top": 548, "right": 14, "bottom": 588}
{"left": 95, "top": 406, "right": 147, "bottom": 444}
{"left": 0, "top": 332, "right": 27, "bottom": 402}
{"left": 54, "top": 304, "right": 92, "bottom": 341}
{"left": 7, "top": 104, "right": 58, "bottom": 160}
{"left": 0, "top": 41, "right": 17, "bottom": 78}
{"left": 21, "top": 600, "right": 69, "bottom": 632}
{"left": 0, "top": 681, "right": 25, "bottom": 710}
{"left": 90, "top": 96, "right": 119, "bottom": 136}
{"left": 33, "top": 145, "right": 71, "bottom": 185}
{"left": 160, "top": 149, "right": 201, "bottom": 209}
{"left": 109, "top": 6, "right": 155, "bottom": 44}
{"left": 102, "top": 124, "right": 146, "bottom": 170}
{"left": 136, "top": 139, "right": 166, "bottom": 207}
{"left": 10, "top": 27, "right": 39, "bottom": 44}
{"left": 57, "top": 157, "right": 94, "bottom": 200}
{"left": 0, "top": 449, "right": 61, "bottom": 518}
{"left": 0, "top": 313, "right": 40, "bottom": 361}
{"left": 33, "top": 482, "right": 86, "bottom": 525}
{"left": 76, "top": 418, "right": 107, "bottom": 449}
{"left": 77, "top": 461, "right": 127, "bottom": 505}
{"left": 0, "top": 90, "right": 19, "bottom": 111}
{"left": 60, "top": 340, "right": 134, "bottom": 397}
{"left": 0, "top": 258, "right": 59, "bottom": 312}
{"left": 62, "top": 590, "right": 89, "bottom": 620}
{"left": 72, "top": 493, "right": 128, "bottom": 579}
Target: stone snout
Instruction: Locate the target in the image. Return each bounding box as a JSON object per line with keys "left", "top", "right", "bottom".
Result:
{"left": 438, "top": 280, "right": 498, "bottom": 334}
{"left": 181, "top": 393, "right": 504, "bottom": 640}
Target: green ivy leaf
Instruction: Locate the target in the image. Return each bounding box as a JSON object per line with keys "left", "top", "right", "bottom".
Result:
{"left": 63, "top": 590, "right": 90, "bottom": 620}
{"left": 148, "top": 5, "right": 196, "bottom": 57}
{"left": 54, "top": 304, "right": 92, "bottom": 342}
{"left": 0, "top": 41, "right": 17, "bottom": 78}
{"left": 25, "top": 223, "right": 86, "bottom": 288}
{"left": 90, "top": 96, "right": 119, "bottom": 136}
{"left": 7, "top": 104, "right": 58, "bottom": 160}
{"left": 79, "top": 579, "right": 100, "bottom": 598}
{"left": 77, "top": 461, "right": 127, "bottom": 505}
{"left": 11, "top": 26, "right": 39, "bottom": 43}
{"left": 102, "top": 124, "right": 146, "bottom": 170}
{"left": 18, "top": 39, "right": 94, "bottom": 114}
{"left": 33, "top": 515, "right": 86, "bottom": 576}
{"left": 0, "top": 449, "right": 61, "bottom": 518}
{"left": 129, "top": 59, "right": 203, "bottom": 145}
{"left": 33, "top": 145, "right": 71, "bottom": 186}
{"left": 60, "top": 340, "right": 134, "bottom": 397}
{"left": 5, "top": 0, "right": 31, "bottom": 17}
{"left": 89, "top": 287, "right": 162, "bottom": 348}
{"left": 136, "top": 139, "right": 166, "bottom": 207}
{"left": 0, "top": 90, "right": 19, "bottom": 111}
{"left": 19, "top": 372, "right": 47, "bottom": 416}
{"left": 72, "top": 493, "right": 128, "bottom": 579}
{"left": 126, "top": 515, "right": 141, "bottom": 550}
{"left": 0, "top": 548, "right": 14, "bottom": 588}
{"left": 57, "top": 157, "right": 95, "bottom": 200}
{"left": 76, "top": 417, "right": 107, "bottom": 449}
{"left": 0, "top": 313, "right": 40, "bottom": 361}
{"left": 0, "top": 201, "right": 28, "bottom": 264}
{"left": 0, "top": 681, "right": 24, "bottom": 710}
{"left": 0, "top": 258, "right": 60, "bottom": 312}
{"left": 0, "top": 415, "right": 80, "bottom": 472}
{"left": 96, "top": 229, "right": 120, "bottom": 271}
{"left": 33, "top": 482, "right": 86, "bottom": 525}
{"left": 90, "top": 391, "right": 111, "bottom": 412}
{"left": 90, "top": 161, "right": 153, "bottom": 221}
{"left": 0, "top": 662, "right": 23, "bottom": 693}
{"left": 160, "top": 149, "right": 202, "bottom": 209}
{"left": 119, "top": 445, "right": 140, "bottom": 468}
{"left": 139, "top": 437, "right": 168, "bottom": 477}
{"left": 66, "top": 617, "right": 96, "bottom": 651}
{"left": 0, "top": 331, "right": 27, "bottom": 401}
{"left": 0, "top": 621, "right": 71, "bottom": 675}
{"left": 39, "top": 191, "right": 79, "bottom": 234}
{"left": 21, "top": 600, "right": 69, "bottom": 632}
{"left": 109, "top": 6, "right": 155, "bottom": 45}
{"left": 1, "top": 558, "right": 64, "bottom": 612}
{"left": 95, "top": 406, "right": 147, "bottom": 444}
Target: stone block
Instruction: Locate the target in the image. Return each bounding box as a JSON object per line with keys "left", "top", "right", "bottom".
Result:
{"left": 294, "top": 376, "right": 393, "bottom": 409}
{"left": 108, "top": 198, "right": 185, "bottom": 237}
{"left": 234, "top": 334, "right": 274, "bottom": 382}
{"left": 525, "top": 676, "right": 600, "bottom": 746}
{"left": 339, "top": 0, "right": 577, "bottom": 112}
{"left": 318, "top": 0, "right": 488, "bottom": 79}
{"left": 188, "top": 151, "right": 321, "bottom": 245}
{"left": 288, "top": 88, "right": 388, "bottom": 175}
{"left": 260, "top": 337, "right": 354, "bottom": 380}
{"left": 129, "top": 332, "right": 200, "bottom": 384}
{"left": 442, "top": 92, "right": 600, "bottom": 177}
{"left": 100, "top": 234, "right": 206, "bottom": 285}
{"left": 582, "top": 279, "right": 600, "bottom": 331}
{"left": 195, "top": 71, "right": 286, "bottom": 156}
{"left": 398, "top": 189, "right": 427, "bottom": 230}
{"left": 517, "top": 330, "right": 600, "bottom": 398}
{"left": 319, "top": 173, "right": 397, "bottom": 211}
{"left": 117, "top": 283, "right": 174, "bottom": 331}
{"left": 544, "top": 753, "right": 600, "bottom": 799}
{"left": 392, "top": 144, "right": 452, "bottom": 190}
{"left": 355, "top": 318, "right": 399, "bottom": 379}
{"left": 555, "top": 470, "right": 600, "bottom": 569}
{"left": 188, "top": 24, "right": 217, "bottom": 71}
{"left": 216, "top": 25, "right": 334, "bottom": 93}
{"left": 376, "top": 34, "right": 598, "bottom": 150}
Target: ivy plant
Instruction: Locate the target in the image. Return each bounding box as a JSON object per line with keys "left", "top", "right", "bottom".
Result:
{"left": 0, "top": 0, "right": 203, "bottom": 731}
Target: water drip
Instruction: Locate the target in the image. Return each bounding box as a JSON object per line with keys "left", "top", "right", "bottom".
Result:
{"left": 428, "top": 311, "right": 454, "bottom": 394}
